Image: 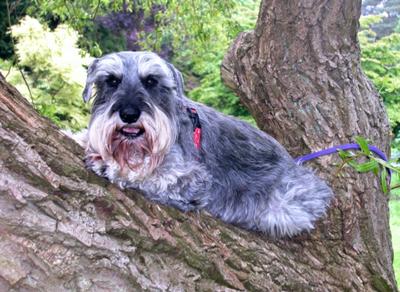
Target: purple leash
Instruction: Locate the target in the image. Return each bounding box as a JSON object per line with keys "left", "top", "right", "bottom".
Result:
{"left": 295, "top": 143, "right": 391, "bottom": 177}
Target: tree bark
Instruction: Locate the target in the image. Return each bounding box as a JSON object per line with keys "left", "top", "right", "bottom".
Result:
{"left": 0, "top": 0, "right": 396, "bottom": 291}
{"left": 221, "top": 0, "right": 396, "bottom": 291}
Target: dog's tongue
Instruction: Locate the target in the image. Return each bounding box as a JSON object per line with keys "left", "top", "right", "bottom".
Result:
{"left": 122, "top": 126, "right": 140, "bottom": 134}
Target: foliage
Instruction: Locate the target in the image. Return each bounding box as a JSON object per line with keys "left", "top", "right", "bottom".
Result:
{"left": 2, "top": 1, "right": 399, "bottom": 136}
{"left": 0, "top": 59, "right": 34, "bottom": 102}
{"left": 362, "top": 0, "right": 400, "bottom": 38}
{"left": 20, "top": 0, "right": 259, "bottom": 122}
{"left": 26, "top": 1, "right": 239, "bottom": 57}
{"left": 6, "top": 16, "right": 90, "bottom": 130}
{"left": 160, "top": 0, "right": 259, "bottom": 123}
{"left": 393, "top": 172, "right": 400, "bottom": 196}
{"left": 92, "top": 6, "right": 173, "bottom": 58}
{"left": 28, "top": 0, "right": 241, "bottom": 49}
{"left": 27, "top": 0, "right": 109, "bottom": 31}
{"left": 359, "top": 15, "right": 400, "bottom": 140}
{"left": 392, "top": 148, "right": 400, "bottom": 196}
{"left": 336, "top": 136, "right": 400, "bottom": 194}
{"left": 360, "top": 14, "right": 384, "bottom": 32}
{"left": 0, "top": 0, "right": 29, "bottom": 59}
{"left": 28, "top": 0, "right": 164, "bottom": 57}
{"left": 0, "top": 0, "right": 260, "bottom": 131}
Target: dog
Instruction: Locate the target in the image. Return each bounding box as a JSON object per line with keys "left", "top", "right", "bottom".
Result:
{"left": 68, "top": 51, "right": 333, "bottom": 238}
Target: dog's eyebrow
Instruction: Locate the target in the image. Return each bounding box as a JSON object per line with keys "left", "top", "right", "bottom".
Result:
{"left": 104, "top": 73, "right": 122, "bottom": 79}
{"left": 94, "top": 56, "right": 124, "bottom": 79}
{"left": 138, "top": 64, "right": 165, "bottom": 76}
{"left": 141, "top": 73, "right": 161, "bottom": 79}
{"left": 137, "top": 66, "right": 174, "bottom": 90}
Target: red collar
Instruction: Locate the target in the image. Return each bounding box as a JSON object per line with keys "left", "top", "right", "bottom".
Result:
{"left": 187, "top": 107, "right": 201, "bottom": 150}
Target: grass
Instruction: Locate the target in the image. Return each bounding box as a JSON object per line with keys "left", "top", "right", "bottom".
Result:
{"left": 390, "top": 199, "right": 400, "bottom": 284}
{"left": 391, "top": 171, "right": 400, "bottom": 284}
{"left": 392, "top": 171, "right": 400, "bottom": 196}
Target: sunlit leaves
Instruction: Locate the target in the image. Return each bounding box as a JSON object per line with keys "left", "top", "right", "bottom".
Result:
{"left": 7, "top": 16, "right": 90, "bottom": 130}
{"left": 359, "top": 15, "right": 400, "bottom": 140}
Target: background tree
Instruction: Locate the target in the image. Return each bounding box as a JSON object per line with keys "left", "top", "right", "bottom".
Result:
{"left": 0, "top": 0, "right": 397, "bottom": 290}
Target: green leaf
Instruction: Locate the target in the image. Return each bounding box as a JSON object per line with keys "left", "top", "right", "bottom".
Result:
{"left": 372, "top": 157, "right": 400, "bottom": 173}
{"left": 348, "top": 160, "right": 359, "bottom": 169}
{"left": 337, "top": 149, "right": 353, "bottom": 159}
{"left": 381, "top": 168, "right": 388, "bottom": 194}
{"left": 353, "top": 160, "right": 379, "bottom": 173}
{"left": 372, "top": 165, "right": 379, "bottom": 176}
{"left": 355, "top": 136, "right": 371, "bottom": 155}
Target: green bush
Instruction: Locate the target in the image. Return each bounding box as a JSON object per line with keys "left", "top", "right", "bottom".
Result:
{"left": 360, "top": 15, "right": 400, "bottom": 140}
{"left": 8, "top": 16, "right": 90, "bottom": 130}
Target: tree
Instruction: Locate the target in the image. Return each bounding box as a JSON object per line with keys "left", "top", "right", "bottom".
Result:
{"left": 0, "top": 1, "right": 396, "bottom": 291}
{"left": 222, "top": 0, "right": 396, "bottom": 289}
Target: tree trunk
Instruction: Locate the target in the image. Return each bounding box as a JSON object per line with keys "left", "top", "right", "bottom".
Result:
{"left": 221, "top": 0, "right": 396, "bottom": 291}
{"left": 0, "top": 1, "right": 396, "bottom": 291}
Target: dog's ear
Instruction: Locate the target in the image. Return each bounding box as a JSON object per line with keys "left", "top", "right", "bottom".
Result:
{"left": 166, "top": 62, "right": 185, "bottom": 99}
{"left": 82, "top": 58, "right": 99, "bottom": 103}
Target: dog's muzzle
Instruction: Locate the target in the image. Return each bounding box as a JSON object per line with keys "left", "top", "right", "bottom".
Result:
{"left": 117, "top": 105, "right": 145, "bottom": 139}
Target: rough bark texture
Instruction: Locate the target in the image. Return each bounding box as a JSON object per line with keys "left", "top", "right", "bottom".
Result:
{"left": 0, "top": 0, "right": 396, "bottom": 291}
{"left": 221, "top": 0, "right": 396, "bottom": 291}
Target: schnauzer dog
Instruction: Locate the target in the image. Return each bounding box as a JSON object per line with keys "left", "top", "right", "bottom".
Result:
{"left": 70, "top": 51, "right": 332, "bottom": 238}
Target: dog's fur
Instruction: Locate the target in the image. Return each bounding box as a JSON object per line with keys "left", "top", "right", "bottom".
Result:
{"left": 70, "top": 51, "right": 333, "bottom": 238}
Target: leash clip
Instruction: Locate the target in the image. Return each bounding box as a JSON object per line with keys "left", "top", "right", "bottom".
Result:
{"left": 187, "top": 107, "right": 202, "bottom": 150}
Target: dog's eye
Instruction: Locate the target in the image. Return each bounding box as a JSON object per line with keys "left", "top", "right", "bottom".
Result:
{"left": 143, "top": 76, "right": 158, "bottom": 88}
{"left": 106, "top": 75, "right": 121, "bottom": 87}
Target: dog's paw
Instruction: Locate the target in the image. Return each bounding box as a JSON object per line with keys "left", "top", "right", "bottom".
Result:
{"left": 84, "top": 153, "right": 108, "bottom": 178}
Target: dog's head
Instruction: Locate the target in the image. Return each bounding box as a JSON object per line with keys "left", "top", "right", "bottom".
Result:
{"left": 83, "top": 51, "right": 185, "bottom": 178}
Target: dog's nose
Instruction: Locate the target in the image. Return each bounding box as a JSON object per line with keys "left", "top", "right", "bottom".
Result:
{"left": 119, "top": 107, "right": 141, "bottom": 124}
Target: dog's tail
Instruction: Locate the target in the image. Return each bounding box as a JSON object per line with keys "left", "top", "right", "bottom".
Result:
{"left": 256, "top": 167, "right": 333, "bottom": 238}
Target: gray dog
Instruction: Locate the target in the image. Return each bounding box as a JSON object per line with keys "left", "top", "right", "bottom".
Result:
{"left": 70, "top": 51, "right": 332, "bottom": 238}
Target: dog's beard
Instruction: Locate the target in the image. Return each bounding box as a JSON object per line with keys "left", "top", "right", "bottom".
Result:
{"left": 86, "top": 105, "right": 174, "bottom": 179}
